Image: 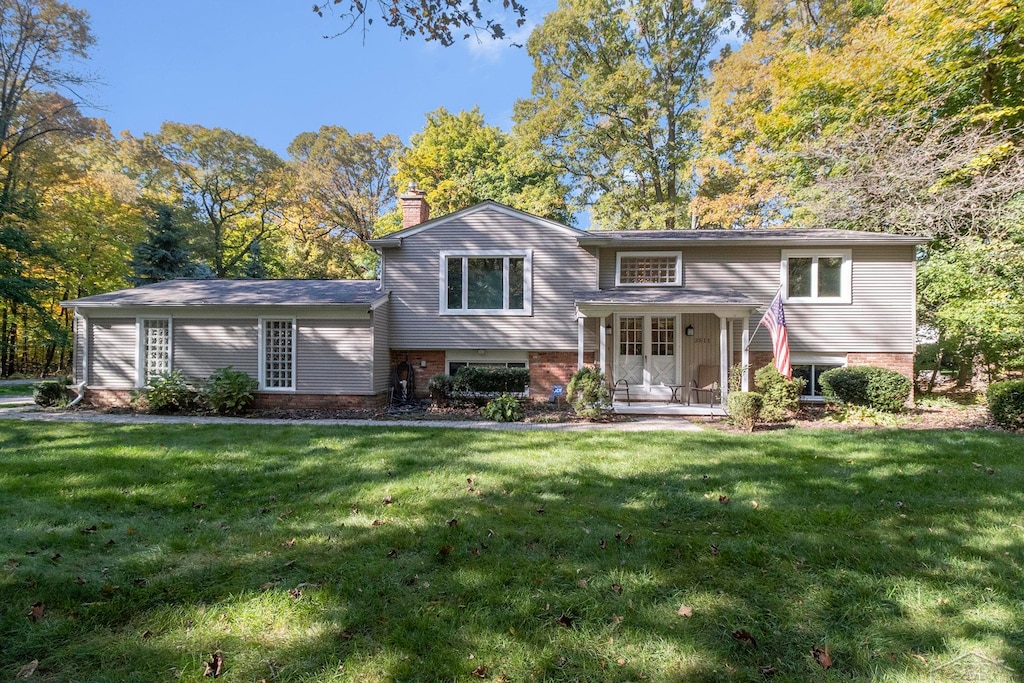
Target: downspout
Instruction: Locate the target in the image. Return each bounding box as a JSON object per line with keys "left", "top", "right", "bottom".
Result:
{"left": 69, "top": 309, "right": 88, "bottom": 407}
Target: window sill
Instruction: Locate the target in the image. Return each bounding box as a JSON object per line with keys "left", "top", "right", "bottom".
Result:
{"left": 784, "top": 297, "right": 850, "bottom": 305}
{"left": 440, "top": 309, "right": 533, "bottom": 316}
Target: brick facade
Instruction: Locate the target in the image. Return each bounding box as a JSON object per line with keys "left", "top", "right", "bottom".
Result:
{"left": 529, "top": 351, "right": 594, "bottom": 400}
{"left": 846, "top": 352, "right": 915, "bottom": 380}
{"left": 250, "top": 392, "right": 387, "bottom": 410}
{"left": 83, "top": 388, "right": 133, "bottom": 408}
{"left": 389, "top": 350, "right": 447, "bottom": 399}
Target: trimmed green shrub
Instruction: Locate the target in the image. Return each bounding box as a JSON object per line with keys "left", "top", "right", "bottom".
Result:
{"left": 427, "top": 373, "right": 454, "bottom": 402}
{"left": 33, "top": 381, "right": 68, "bottom": 407}
{"left": 753, "top": 363, "right": 805, "bottom": 422}
{"left": 819, "top": 366, "right": 911, "bottom": 413}
{"left": 566, "top": 366, "right": 612, "bottom": 419}
{"left": 727, "top": 391, "right": 762, "bottom": 432}
{"left": 988, "top": 379, "right": 1024, "bottom": 430}
{"left": 482, "top": 393, "right": 524, "bottom": 422}
{"left": 452, "top": 366, "right": 530, "bottom": 394}
{"left": 133, "top": 370, "right": 196, "bottom": 413}
{"left": 202, "top": 366, "right": 258, "bottom": 414}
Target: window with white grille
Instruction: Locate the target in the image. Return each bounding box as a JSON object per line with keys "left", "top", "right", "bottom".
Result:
{"left": 616, "top": 252, "right": 682, "bottom": 286}
{"left": 261, "top": 319, "right": 294, "bottom": 390}
{"left": 141, "top": 319, "right": 170, "bottom": 385}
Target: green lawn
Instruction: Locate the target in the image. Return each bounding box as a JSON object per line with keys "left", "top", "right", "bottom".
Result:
{"left": 1, "top": 422, "right": 1022, "bottom": 682}
{"left": 0, "top": 384, "right": 34, "bottom": 398}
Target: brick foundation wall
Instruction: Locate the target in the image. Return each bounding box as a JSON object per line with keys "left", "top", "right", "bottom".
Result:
{"left": 845, "top": 352, "right": 915, "bottom": 379}
{"left": 250, "top": 392, "right": 387, "bottom": 410}
{"left": 529, "top": 351, "right": 594, "bottom": 401}
{"left": 389, "top": 350, "right": 447, "bottom": 399}
{"left": 84, "top": 388, "right": 133, "bottom": 408}
{"left": 747, "top": 351, "right": 774, "bottom": 388}
{"left": 83, "top": 388, "right": 386, "bottom": 410}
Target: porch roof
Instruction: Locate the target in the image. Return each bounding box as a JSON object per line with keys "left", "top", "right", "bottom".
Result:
{"left": 574, "top": 287, "right": 760, "bottom": 315}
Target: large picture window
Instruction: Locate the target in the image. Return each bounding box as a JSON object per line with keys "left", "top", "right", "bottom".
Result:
{"left": 440, "top": 250, "right": 532, "bottom": 315}
{"left": 781, "top": 250, "right": 851, "bottom": 303}
{"left": 137, "top": 318, "right": 171, "bottom": 386}
{"left": 260, "top": 318, "right": 295, "bottom": 390}
{"left": 616, "top": 251, "right": 682, "bottom": 286}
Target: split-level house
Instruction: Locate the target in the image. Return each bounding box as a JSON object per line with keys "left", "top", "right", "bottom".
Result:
{"left": 62, "top": 187, "right": 924, "bottom": 412}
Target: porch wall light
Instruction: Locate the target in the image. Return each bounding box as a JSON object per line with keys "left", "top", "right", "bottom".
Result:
{"left": 685, "top": 325, "right": 695, "bottom": 337}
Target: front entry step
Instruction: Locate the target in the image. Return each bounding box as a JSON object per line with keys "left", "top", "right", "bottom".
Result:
{"left": 612, "top": 401, "right": 726, "bottom": 417}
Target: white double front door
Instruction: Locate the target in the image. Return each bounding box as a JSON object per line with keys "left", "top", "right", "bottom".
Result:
{"left": 614, "top": 314, "right": 679, "bottom": 397}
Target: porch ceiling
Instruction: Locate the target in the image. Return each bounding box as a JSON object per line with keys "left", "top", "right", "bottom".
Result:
{"left": 575, "top": 287, "right": 760, "bottom": 316}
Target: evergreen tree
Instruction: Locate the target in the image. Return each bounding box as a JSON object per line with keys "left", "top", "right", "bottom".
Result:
{"left": 128, "top": 205, "right": 193, "bottom": 286}
{"left": 242, "top": 239, "right": 267, "bottom": 279}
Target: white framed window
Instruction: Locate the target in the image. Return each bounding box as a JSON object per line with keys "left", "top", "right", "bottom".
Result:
{"left": 615, "top": 251, "right": 682, "bottom": 287}
{"left": 446, "top": 350, "right": 529, "bottom": 375}
{"left": 136, "top": 317, "right": 171, "bottom": 387}
{"left": 259, "top": 318, "right": 295, "bottom": 391}
{"left": 781, "top": 250, "right": 852, "bottom": 303}
{"left": 440, "top": 250, "right": 532, "bottom": 315}
{"left": 791, "top": 356, "right": 845, "bottom": 401}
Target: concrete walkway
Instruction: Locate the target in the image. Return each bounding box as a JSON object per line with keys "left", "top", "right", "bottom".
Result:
{"left": 0, "top": 404, "right": 702, "bottom": 432}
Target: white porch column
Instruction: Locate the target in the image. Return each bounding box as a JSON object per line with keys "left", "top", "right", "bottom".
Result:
{"left": 719, "top": 316, "right": 729, "bottom": 407}
{"left": 577, "top": 317, "right": 585, "bottom": 370}
{"left": 599, "top": 316, "right": 607, "bottom": 375}
{"left": 741, "top": 316, "right": 750, "bottom": 392}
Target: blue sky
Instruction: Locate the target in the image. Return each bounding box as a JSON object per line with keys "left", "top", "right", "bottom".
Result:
{"left": 77, "top": 0, "right": 548, "bottom": 156}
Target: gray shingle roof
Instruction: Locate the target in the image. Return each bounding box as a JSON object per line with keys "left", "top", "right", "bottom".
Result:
{"left": 577, "top": 228, "right": 926, "bottom": 246}
{"left": 575, "top": 287, "right": 761, "bottom": 307}
{"left": 63, "top": 279, "right": 386, "bottom": 308}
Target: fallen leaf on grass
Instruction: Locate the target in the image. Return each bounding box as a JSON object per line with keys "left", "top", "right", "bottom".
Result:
{"left": 611, "top": 583, "right": 623, "bottom": 594}
{"left": 812, "top": 644, "right": 832, "bottom": 669}
{"left": 16, "top": 660, "right": 38, "bottom": 678}
{"left": 536, "top": 507, "right": 545, "bottom": 514}
{"left": 599, "top": 538, "right": 607, "bottom": 550}
{"left": 617, "top": 658, "right": 627, "bottom": 666}
{"left": 74, "top": 577, "right": 86, "bottom": 585}
{"left": 80, "top": 525, "right": 97, "bottom": 534}
{"left": 719, "top": 495, "right": 730, "bottom": 505}
{"left": 557, "top": 614, "right": 574, "bottom": 628}
{"left": 624, "top": 533, "right": 634, "bottom": 545}
{"left": 6, "top": 558, "right": 18, "bottom": 568}
{"left": 447, "top": 518, "right": 459, "bottom": 528}
{"left": 288, "top": 588, "right": 302, "bottom": 600}
{"left": 710, "top": 544, "right": 720, "bottom": 556}
{"left": 141, "top": 630, "right": 153, "bottom": 639}
{"left": 758, "top": 664, "right": 777, "bottom": 677}
{"left": 612, "top": 614, "right": 623, "bottom": 623}
{"left": 387, "top": 549, "right": 398, "bottom": 558}
{"left": 731, "top": 629, "right": 757, "bottom": 647}
{"left": 283, "top": 538, "right": 296, "bottom": 548}
{"left": 371, "top": 519, "right": 385, "bottom": 527}
{"left": 203, "top": 651, "right": 224, "bottom": 678}
{"left": 577, "top": 578, "right": 588, "bottom": 588}
{"left": 382, "top": 494, "right": 393, "bottom": 505}
{"left": 471, "top": 664, "right": 489, "bottom": 678}
{"left": 50, "top": 553, "right": 61, "bottom": 562}
{"left": 191, "top": 502, "right": 205, "bottom": 510}
{"left": 677, "top": 604, "right": 693, "bottom": 618}
{"left": 27, "top": 602, "right": 44, "bottom": 621}
{"left": 439, "top": 545, "right": 454, "bottom": 556}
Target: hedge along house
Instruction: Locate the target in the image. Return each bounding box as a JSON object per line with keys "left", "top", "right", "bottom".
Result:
{"left": 63, "top": 187, "right": 925, "bottom": 412}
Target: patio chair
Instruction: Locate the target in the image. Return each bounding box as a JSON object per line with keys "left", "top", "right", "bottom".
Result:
{"left": 688, "top": 365, "right": 721, "bottom": 406}
{"left": 608, "top": 377, "right": 631, "bottom": 406}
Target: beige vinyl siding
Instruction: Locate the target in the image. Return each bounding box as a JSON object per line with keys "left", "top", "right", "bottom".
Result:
{"left": 89, "top": 319, "right": 136, "bottom": 388}
{"left": 297, "top": 319, "right": 372, "bottom": 393}
{"left": 602, "top": 244, "right": 917, "bottom": 353}
{"left": 174, "top": 319, "right": 258, "bottom": 380}
{"left": 372, "top": 302, "right": 391, "bottom": 394}
{"left": 385, "top": 208, "right": 598, "bottom": 350}
{"left": 73, "top": 316, "right": 85, "bottom": 384}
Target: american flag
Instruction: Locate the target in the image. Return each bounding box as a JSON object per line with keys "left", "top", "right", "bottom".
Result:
{"left": 758, "top": 290, "right": 791, "bottom": 379}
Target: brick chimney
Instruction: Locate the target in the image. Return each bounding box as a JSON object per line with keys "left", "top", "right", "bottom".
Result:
{"left": 400, "top": 182, "right": 430, "bottom": 229}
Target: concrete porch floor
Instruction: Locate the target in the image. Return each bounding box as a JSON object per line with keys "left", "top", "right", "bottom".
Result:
{"left": 612, "top": 401, "right": 727, "bottom": 417}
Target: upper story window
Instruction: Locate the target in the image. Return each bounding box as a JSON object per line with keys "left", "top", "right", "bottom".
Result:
{"left": 781, "top": 250, "right": 852, "bottom": 303}
{"left": 615, "top": 251, "right": 682, "bottom": 287}
{"left": 440, "top": 250, "right": 533, "bottom": 315}
{"left": 137, "top": 317, "right": 171, "bottom": 387}
{"left": 260, "top": 318, "right": 295, "bottom": 390}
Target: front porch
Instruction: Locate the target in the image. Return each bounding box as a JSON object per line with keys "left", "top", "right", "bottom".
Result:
{"left": 612, "top": 400, "right": 727, "bottom": 417}
{"left": 575, "top": 288, "right": 763, "bottom": 415}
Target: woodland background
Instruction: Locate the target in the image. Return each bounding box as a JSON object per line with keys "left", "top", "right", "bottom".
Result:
{"left": 1, "top": 0, "right": 1020, "bottom": 387}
